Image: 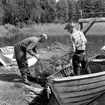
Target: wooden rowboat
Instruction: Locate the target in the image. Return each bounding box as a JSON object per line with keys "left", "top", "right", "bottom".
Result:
{"left": 46, "top": 18, "right": 105, "bottom": 105}
{"left": 47, "top": 56, "right": 105, "bottom": 105}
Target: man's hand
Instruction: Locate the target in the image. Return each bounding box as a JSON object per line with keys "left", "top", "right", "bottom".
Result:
{"left": 35, "top": 54, "right": 40, "bottom": 60}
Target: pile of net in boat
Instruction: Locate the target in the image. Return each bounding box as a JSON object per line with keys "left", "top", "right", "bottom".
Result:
{"left": 34, "top": 59, "right": 58, "bottom": 78}
{"left": 32, "top": 59, "right": 60, "bottom": 86}
{"left": 34, "top": 55, "right": 70, "bottom": 77}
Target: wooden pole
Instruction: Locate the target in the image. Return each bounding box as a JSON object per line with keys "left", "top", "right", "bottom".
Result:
{"left": 79, "top": 10, "right": 83, "bottom": 30}
{"left": 50, "top": 52, "right": 70, "bottom": 64}
{"left": 81, "top": 18, "right": 96, "bottom": 35}
{"left": 79, "top": 10, "right": 83, "bottom": 19}
{"left": 80, "top": 22, "right": 83, "bottom": 30}
{"left": 50, "top": 51, "right": 74, "bottom": 64}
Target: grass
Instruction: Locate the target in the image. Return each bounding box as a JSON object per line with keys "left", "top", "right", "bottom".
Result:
{"left": 21, "top": 23, "right": 70, "bottom": 36}
{"left": 21, "top": 22, "right": 105, "bottom": 37}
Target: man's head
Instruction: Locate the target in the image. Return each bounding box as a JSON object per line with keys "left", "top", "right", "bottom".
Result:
{"left": 39, "top": 33, "right": 47, "bottom": 43}
{"left": 64, "top": 23, "right": 75, "bottom": 33}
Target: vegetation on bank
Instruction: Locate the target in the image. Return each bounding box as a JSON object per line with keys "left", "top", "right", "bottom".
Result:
{"left": 0, "top": 22, "right": 105, "bottom": 47}
{"left": 0, "top": 0, "right": 105, "bottom": 26}
{"left": 21, "top": 23, "right": 71, "bottom": 36}
{"left": 3, "top": 22, "right": 105, "bottom": 38}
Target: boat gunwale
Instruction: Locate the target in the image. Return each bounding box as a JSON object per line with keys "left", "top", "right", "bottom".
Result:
{"left": 48, "top": 71, "right": 105, "bottom": 82}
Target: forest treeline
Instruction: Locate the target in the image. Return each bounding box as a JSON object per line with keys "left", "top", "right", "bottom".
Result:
{"left": 1, "top": 0, "right": 105, "bottom": 25}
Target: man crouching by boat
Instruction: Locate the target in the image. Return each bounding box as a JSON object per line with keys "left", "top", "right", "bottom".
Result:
{"left": 14, "top": 34, "right": 47, "bottom": 85}
{"left": 64, "top": 23, "right": 91, "bottom": 75}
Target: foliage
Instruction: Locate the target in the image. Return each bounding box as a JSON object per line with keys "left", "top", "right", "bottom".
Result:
{"left": 0, "top": 0, "right": 105, "bottom": 25}
{"left": 78, "top": 0, "right": 105, "bottom": 18}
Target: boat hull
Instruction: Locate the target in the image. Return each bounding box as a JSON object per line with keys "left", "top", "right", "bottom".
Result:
{"left": 47, "top": 59, "right": 105, "bottom": 105}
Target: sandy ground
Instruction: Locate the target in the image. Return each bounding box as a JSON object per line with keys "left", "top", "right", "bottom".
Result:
{"left": 1, "top": 66, "right": 105, "bottom": 105}
{"left": 0, "top": 44, "right": 68, "bottom": 105}
{"left": 0, "top": 66, "right": 43, "bottom": 105}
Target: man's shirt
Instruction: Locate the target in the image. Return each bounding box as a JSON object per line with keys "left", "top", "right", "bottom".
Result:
{"left": 18, "top": 37, "right": 39, "bottom": 56}
{"left": 70, "top": 30, "right": 87, "bottom": 51}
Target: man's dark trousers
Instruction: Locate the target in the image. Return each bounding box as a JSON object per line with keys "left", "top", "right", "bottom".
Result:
{"left": 72, "top": 50, "right": 91, "bottom": 75}
{"left": 14, "top": 43, "right": 32, "bottom": 85}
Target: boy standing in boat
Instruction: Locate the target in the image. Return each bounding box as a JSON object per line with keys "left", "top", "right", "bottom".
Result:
{"left": 64, "top": 23, "right": 91, "bottom": 75}
{"left": 14, "top": 34, "right": 47, "bottom": 85}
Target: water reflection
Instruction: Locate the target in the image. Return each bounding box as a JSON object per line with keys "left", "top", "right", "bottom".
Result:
{"left": 86, "top": 35, "right": 105, "bottom": 57}
{"left": 1, "top": 35, "right": 105, "bottom": 58}
{"left": 47, "top": 35, "right": 105, "bottom": 58}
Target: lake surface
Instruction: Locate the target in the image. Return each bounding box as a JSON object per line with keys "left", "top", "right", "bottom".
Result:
{"left": 45, "top": 35, "right": 105, "bottom": 58}
{"left": 1, "top": 34, "right": 105, "bottom": 57}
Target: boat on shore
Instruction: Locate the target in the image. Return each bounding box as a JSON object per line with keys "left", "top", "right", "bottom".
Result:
{"left": 47, "top": 56, "right": 105, "bottom": 105}
{"left": 46, "top": 18, "right": 105, "bottom": 105}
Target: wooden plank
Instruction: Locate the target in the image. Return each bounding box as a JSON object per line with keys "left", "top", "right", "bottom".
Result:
{"left": 53, "top": 87, "right": 105, "bottom": 105}
{"left": 81, "top": 18, "right": 96, "bottom": 35}
{"left": 48, "top": 94, "right": 95, "bottom": 105}
{"left": 48, "top": 78, "right": 105, "bottom": 105}
{"left": 48, "top": 77, "right": 62, "bottom": 105}
{"left": 64, "top": 99, "right": 94, "bottom": 105}
{"left": 79, "top": 18, "right": 105, "bottom": 23}
{"left": 61, "top": 92, "right": 101, "bottom": 103}
{"left": 48, "top": 90, "right": 105, "bottom": 105}
{"left": 51, "top": 71, "right": 105, "bottom": 82}
{"left": 55, "top": 80, "right": 105, "bottom": 93}
{"left": 54, "top": 74, "right": 105, "bottom": 86}
{"left": 57, "top": 85, "right": 105, "bottom": 98}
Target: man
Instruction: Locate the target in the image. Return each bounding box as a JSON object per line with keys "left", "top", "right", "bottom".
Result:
{"left": 64, "top": 23, "right": 91, "bottom": 75}
{"left": 14, "top": 34, "right": 47, "bottom": 85}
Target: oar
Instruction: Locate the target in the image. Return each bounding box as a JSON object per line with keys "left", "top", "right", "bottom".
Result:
{"left": 50, "top": 51, "right": 74, "bottom": 64}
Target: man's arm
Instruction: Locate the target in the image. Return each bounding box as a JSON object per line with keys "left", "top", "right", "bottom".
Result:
{"left": 80, "top": 31, "right": 87, "bottom": 43}
{"left": 33, "top": 46, "right": 37, "bottom": 54}
{"left": 26, "top": 42, "right": 39, "bottom": 59}
{"left": 69, "top": 35, "right": 75, "bottom": 52}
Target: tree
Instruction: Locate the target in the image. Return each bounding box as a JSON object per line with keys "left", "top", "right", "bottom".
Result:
{"left": 56, "top": 0, "right": 69, "bottom": 23}
{"left": 67, "top": 0, "right": 77, "bottom": 22}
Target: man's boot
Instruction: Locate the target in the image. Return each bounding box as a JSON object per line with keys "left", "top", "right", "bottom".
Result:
{"left": 20, "top": 68, "right": 32, "bottom": 85}
{"left": 22, "top": 74, "right": 32, "bottom": 85}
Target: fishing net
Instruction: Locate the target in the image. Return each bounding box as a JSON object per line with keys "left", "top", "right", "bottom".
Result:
{"left": 35, "top": 59, "right": 58, "bottom": 78}
{"left": 33, "top": 59, "right": 59, "bottom": 86}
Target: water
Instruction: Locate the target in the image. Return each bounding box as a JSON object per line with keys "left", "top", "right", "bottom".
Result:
{"left": 46, "top": 35, "right": 105, "bottom": 58}
{"left": 1, "top": 35, "right": 105, "bottom": 57}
